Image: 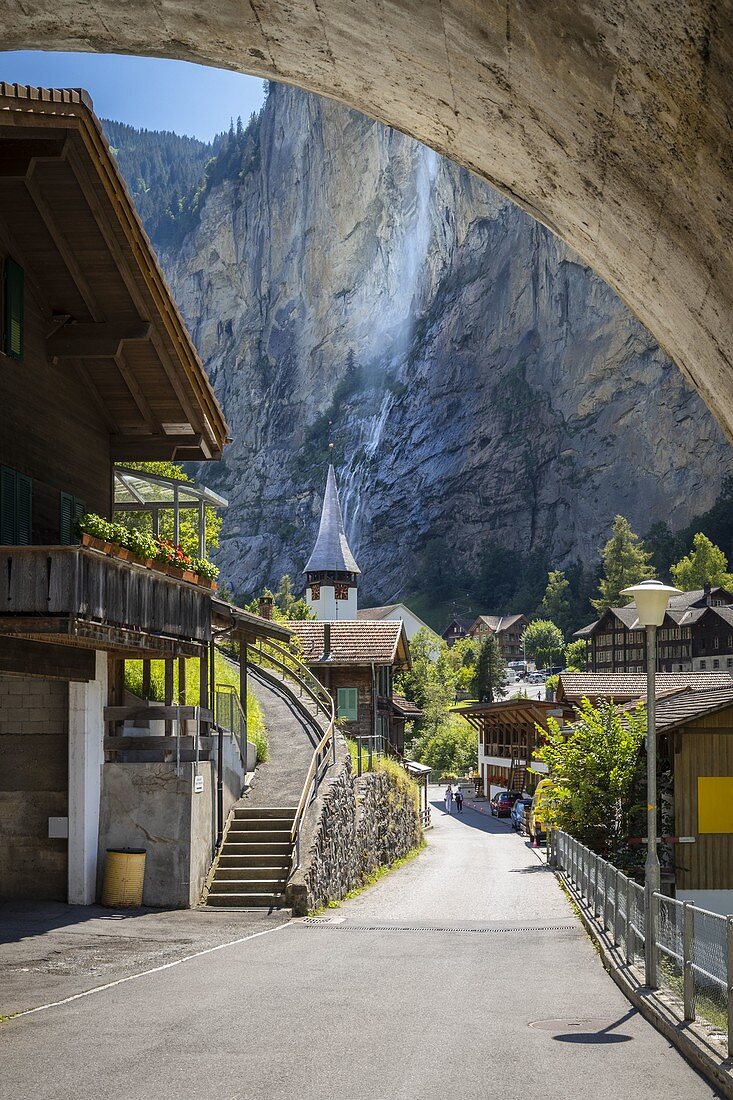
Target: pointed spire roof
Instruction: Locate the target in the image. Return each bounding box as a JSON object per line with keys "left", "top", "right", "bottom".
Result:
{"left": 304, "top": 465, "right": 361, "bottom": 575}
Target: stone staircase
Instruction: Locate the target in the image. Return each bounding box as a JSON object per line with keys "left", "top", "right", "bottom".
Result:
{"left": 205, "top": 805, "right": 297, "bottom": 908}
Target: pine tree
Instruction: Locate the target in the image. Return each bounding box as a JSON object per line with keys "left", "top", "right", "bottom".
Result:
{"left": 472, "top": 636, "right": 507, "bottom": 703}
{"left": 592, "top": 515, "right": 654, "bottom": 612}
{"left": 541, "top": 571, "right": 570, "bottom": 637}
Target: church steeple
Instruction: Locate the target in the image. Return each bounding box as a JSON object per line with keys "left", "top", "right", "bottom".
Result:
{"left": 304, "top": 463, "right": 360, "bottom": 620}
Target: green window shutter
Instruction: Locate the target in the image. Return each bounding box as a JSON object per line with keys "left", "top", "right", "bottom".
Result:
{"left": 60, "top": 492, "right": 75, "bottom": 545}
{"left": 74, "top": 499, "right": 86, "bottom": 520}
{"left": 15, "top": 474, "right": 32, "bottom": 545}
{"left": 337, "top": 687, "right": 358, "bottom": 722}
{"left": 4, "top": 259, "right": 24, "bottom": 361}
{"left": 0, "top": 465, "right": 16, "bottom": 543}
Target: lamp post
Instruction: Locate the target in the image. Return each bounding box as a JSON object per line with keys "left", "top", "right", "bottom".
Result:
{"left": 620, "top": 579, "right": 681, "bottom": 988}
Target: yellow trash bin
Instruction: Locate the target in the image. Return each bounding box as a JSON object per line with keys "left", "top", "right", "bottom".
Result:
{"left": 101, "top": 848, "right": 146, "bottom": 908}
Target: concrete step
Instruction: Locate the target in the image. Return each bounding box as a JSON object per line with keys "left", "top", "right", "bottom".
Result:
{"left": 214, "top": 865, "right": 289, "bottom": 882}
{"left": 225, "top": 829, "right": 292, "bottom": 844}
{"left": 220, "top": 841, "right": 293, "bottom": 856}
{"left": 209, "top": 877, "right": 287, "bottom": 893}
{"left": 217, "top": 853, "right": 291, "bottom": 868}
{"left": 233, "top": 806, "right": 297, "bottom": 820}
{"left": 227, "top": 818, "right": 295, "bottom": 833}
{"left": 206, "top": 892, "right": 284, "bottom": 908}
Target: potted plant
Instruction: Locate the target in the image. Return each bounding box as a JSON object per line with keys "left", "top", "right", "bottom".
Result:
{"left": 77, "top": 513, "right": 116, "bottom": 554}
{"left": 190, "top": 557, "right": 219, "bottom": 590}
{"left": 124, "top": 527, "right": 157, "bottom": 568}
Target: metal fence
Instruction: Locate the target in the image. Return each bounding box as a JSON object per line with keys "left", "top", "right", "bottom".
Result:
{"left": 553, "top": 830, "right": 732, "bottom": 1050}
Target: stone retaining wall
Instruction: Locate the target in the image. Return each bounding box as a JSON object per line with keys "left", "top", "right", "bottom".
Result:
{"left": 286, "top": 740, "right": 422, "bottom": 915}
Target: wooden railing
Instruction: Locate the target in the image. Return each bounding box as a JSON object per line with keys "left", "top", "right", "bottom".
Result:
{"left": 0, "top": 545, "right": 211, "bottom": 643}
{"left": 103, "top": 704, "right": 212, "bottom": 771}
{"left": 246, "top": 636, "right": 336, "bottom": 868}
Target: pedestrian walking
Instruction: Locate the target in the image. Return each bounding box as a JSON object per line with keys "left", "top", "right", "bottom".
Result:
{"left": 455, "top": 787, "right": 463, "bottom": 813}
{"left": 444, "top": 784, "right": 453, "bottom": 814}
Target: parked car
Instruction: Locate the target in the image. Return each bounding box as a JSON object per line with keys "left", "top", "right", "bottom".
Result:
{"left": 511, "top": 796, "right": 533, "bottom": 832}
{"left": 490, "top": 790, "right": 522, "bottom": 817}
{"left": 528, "top": 778, "right": 554, "bottom": 842}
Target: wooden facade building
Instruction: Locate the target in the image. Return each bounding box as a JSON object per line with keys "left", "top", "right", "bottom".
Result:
{"left": 287, "top": 620, "right": 411, "bottom": 755}
{"left": 455, "top": 698, "right": 573, "bottom": 798}
{"left": 576, "top": 587, "right": 733, "bottom": 674}
{"left": 0, "top": 85, "right": 284, "bottom": 908}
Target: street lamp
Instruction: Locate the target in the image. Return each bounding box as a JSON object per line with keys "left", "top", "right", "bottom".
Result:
{"left": 620, "top": 579, "right": 681, "bottom": 988}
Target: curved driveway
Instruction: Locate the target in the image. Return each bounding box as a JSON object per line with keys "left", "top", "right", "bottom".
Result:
{"left": 0, "top": 788, "right": 720, "bottom": 1099}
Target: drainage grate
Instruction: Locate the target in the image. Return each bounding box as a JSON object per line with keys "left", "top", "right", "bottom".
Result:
{"left": 301, "top": 921, "right": 576, "bottom": 935}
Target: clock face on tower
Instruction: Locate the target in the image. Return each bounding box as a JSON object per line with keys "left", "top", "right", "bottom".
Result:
{"left": 335, "top": 583, "right": 349, "bottom": 601}
{"left": 310, "top": 584, "right": 321, "bottom": 601}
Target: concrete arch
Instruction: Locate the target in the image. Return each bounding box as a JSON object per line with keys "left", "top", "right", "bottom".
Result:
{"left": 4, "top": 2, "right": 732, "bottom": 436}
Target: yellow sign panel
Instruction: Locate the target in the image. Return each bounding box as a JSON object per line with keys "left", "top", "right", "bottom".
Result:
{"left": 697, "top": 777, "right": 733, "bottom": 834}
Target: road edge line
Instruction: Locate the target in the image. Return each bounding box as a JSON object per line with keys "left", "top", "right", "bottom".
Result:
{"left": 9, "top": 920, "right": 291, "bottom": 1019}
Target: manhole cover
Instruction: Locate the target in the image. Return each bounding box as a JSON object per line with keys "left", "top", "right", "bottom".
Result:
{"left": 529, "top": 1018, "right": 633, "bottom": 1043}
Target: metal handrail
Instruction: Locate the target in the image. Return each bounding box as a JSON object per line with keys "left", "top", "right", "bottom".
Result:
{"left": 553, "top": 828, "right": 733, "bottom": 1050}
{"left": 213, "top": 683, "right": 248, "bottom": 770}
{"left": 246, "top": 637, "right": 336, "bottom": 869}
{"left": 247, "top": 636, "right": 334, "bottom": 728}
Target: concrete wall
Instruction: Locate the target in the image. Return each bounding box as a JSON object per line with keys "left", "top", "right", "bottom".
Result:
{"left": 98, "top": 762, "right": 217, "bottom": 908}
{"left": 0, "top": 674, "right": 69, "bottom": 900}
{"left": 97, "top": 733, "right": 247, "bottom": 908}
{"left": 287, "top": 740, "right": 422, "bottom": 915}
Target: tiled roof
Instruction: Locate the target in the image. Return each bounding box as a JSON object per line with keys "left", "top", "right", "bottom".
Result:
{"left": 471, "top": 614, "right": 527, "bottom": 634}
{"left": 634, "top": 587, "right": 733, "bottom": 611}
{"left": 392, "top": 693, "right": 423, "bottom": 718}
{"left": 441, "top": 618, "right": 474, "bottom": 634}
{"left": 558, "top": 671, "right": 733, "bottom": 703}
{"left": 357, "top": 604, "right": 398, "bottom": 620}
{"left": 573, "top": 620, "right": 599, "bottom": 637}
{"left": 653, "top": 686, "right": 733, "bottom": 731}
{"left": 287, "top": 620, "right": 407, "bottom": 665}
{"left": 303, "top": 465, "right": 360, "bottom": 575}
{"left": 577, "top": 588, "right": 733, "bottom": 636}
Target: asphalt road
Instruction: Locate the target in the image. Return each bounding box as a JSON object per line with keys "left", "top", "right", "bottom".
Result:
{"left": 0, "top": 791, "right": 720, "bottom": 1099}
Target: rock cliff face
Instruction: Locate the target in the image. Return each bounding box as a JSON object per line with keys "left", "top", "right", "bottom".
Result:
{"left": 151, "top": 83, "right": 731, "bottom": 605}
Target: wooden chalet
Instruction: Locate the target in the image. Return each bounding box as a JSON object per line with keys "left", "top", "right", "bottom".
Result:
{"left": 455, "top": 697, "right": 573, "bottom": 798}
{"left": 651, "top": 685, "right": 733, "bottom": 913}
{"left": 468, "top": 614, "right": 530, "bottom": 661}
{"left": 0, "top": 85, "right": 285, "bottom": 908}
{"left": 575, "top": 586, "right": 733, "bottom": 673}
{"left": 286, "top": 620, "right": 410, "bottom": 756}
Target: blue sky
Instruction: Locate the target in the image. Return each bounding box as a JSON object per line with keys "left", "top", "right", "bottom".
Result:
{"left": 0, "top": 52, "right": 267, "bottom": 141}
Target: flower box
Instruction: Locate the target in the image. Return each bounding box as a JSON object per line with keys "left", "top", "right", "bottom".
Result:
{"left": 81, "top": 532, "right": 106, "bottom": 553}
{"left": 77, "top": 513, "right": 219, "bottom": 590}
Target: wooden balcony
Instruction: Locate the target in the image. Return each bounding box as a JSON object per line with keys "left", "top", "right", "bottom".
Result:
{"left": 0, "top": 545, "right": 211, "bottom": 656}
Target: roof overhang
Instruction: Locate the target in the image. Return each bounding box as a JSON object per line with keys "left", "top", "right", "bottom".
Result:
{"left": 0, "top": 84, "right": 229, "bottom": 461}
{"left": 211, "top": 599, "right": 291, "bottom": 644}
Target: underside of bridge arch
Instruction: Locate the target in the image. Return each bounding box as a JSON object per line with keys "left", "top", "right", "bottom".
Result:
{"left": 3, "top": 2, "right": 732, "bottom": 438}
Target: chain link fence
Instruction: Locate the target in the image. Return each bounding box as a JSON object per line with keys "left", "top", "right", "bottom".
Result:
{"left": 553, "top": 829, "right": 731, "bottom": 1050}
